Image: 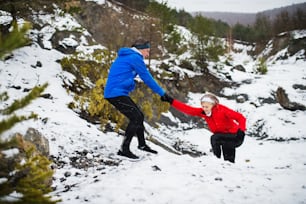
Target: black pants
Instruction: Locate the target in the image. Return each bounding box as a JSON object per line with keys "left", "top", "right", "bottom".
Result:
{"left": 106, "top": 96, "right": 146, "bottom": 152}
{"left": 210, "top": 132, "right": 244, "bottom": 163}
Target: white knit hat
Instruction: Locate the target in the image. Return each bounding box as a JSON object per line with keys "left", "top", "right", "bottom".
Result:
{"left": 200, "top": 96, "right": 215, "bottom": 103}
{"left": 200, "top": 93, "right": 219, "bottom": 104}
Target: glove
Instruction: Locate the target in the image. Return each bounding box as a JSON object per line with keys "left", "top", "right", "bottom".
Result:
{"left": 237, "top": 129, "right": 245, "bottom": 140}
{"left": 161, "top": 93, "right": 173, "bottom": 104}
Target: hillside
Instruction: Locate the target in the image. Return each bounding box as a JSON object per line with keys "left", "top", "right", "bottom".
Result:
{"left": 194, "top": 2, "right": 306, "bottom": 26}
{"left": 1, "top": 1, "right": 306, "bottom": 204}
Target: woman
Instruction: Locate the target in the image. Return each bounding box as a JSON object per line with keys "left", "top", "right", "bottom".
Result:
{"left": 161, "top": 93, "right": 246, "bottom": 163}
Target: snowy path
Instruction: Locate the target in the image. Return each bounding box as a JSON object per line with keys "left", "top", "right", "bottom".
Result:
{"left": 52, "top": 129, "right": 306, "bottom": 204}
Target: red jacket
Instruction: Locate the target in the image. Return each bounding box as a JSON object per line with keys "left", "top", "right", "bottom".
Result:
{"left": 172, "top": 99, "right": 246, "bottom": 134}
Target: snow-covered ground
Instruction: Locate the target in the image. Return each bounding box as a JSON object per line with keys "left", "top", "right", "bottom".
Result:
{"left": 1, "top": 5, "right": 306, "bottom": 204}
{"left": 1, "top": 40, "right": 306, "bottom": 204}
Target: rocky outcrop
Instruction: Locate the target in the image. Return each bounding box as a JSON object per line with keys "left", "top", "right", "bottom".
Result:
{"left": 24, "top": 128, "right": 50, "bottom": 157}
{"left": 231, "top": 64, "right": 246, "bottom": 72}
{"left": 276, "top": 87, "right": 306, "bottom": 111}
{"left": 259, "top": 31, "right": 306, "bottom": 60}
{"left": 71, "top": 0, "right": 163, "bottom": 56}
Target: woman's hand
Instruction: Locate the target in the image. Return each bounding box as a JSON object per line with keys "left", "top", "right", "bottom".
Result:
{"left": 161, "top": 93, "right": 173, "bottom": 104}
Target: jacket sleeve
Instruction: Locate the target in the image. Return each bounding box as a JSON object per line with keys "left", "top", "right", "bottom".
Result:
{"left": 132, "top": 55, "right": 165, "bottom": 96}
{"left": 172, "top": 99, "right": 203, "bottom": 117}
{"left": 222, "top": 105, "right": 246, "bottom": 131}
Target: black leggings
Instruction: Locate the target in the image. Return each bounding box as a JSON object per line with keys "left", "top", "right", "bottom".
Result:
{"left": 106, "top": 96, "right": 146, "bottom": 151}
{"left": 210, "top": 132, "right": 244, "bottom": 163}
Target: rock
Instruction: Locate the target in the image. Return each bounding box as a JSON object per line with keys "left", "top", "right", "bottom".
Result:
{"left": 24, "top": 128, "right": 50, "bottom": 156}
{"left": 10, "top": 85, "right": 21, "bottom": 90}
{"left": 40, "top": 93, "right": 53, "bottom": 99}
{"left": 36, "top": 61, "right": 42, "bottom": 67}
{"left": 288, "top": 36, "right": 306, "bottom": 57}
{"left": 215, "top": 177, "right": 223, "bottom": 181}
{"left": 293, "top": 84, "right": 306, "bottom": 90}
{"left": 42, "top": 117, "right": 49, "bottom": 124}
{"left": 23, "top": 88, "right": 31, "bottom": 92}
{"left": 0, "top": 133, "right": 53, "bottom": 190}
{"left": 236, "top": 94, "right": 247, "bottom": 103}
{"left": 64, "top": 171, "right": 72, "bottom": 177}
{"left": 275, "top": 87, "right": 306, "bottom": 111}
{"left": 50, "top": 30, "right": 81, "bottom": 54}
{"left": 173, "top": 139, "right": 206, "bottom": 157}
{"left": 231, "top": 64, "right": 246, "bottom": 72}
{"left": 152, "top": 165, "right": 161, "bottom": 171}
{"left": 260, "top": 97, "right": 276, "bottom": 104}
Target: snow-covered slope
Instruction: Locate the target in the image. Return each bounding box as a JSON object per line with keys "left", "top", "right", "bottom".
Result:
{"left": 1, "top": 4, "right": 306, "bottom": 204}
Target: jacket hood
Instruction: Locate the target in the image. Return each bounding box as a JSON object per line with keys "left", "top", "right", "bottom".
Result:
{"left": 118, "top": 47, "right": 141, "bottom": 57}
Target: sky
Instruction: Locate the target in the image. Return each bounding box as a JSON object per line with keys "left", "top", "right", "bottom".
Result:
{"left": 156, "top": 0, "right": 306, "bottom": 13}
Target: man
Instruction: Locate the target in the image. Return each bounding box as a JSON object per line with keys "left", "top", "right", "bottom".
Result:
{"left": 104, "top": 39, "right": 166, "bottom": 159}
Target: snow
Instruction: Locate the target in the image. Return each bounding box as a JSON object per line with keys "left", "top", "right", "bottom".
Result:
{"left": 33, "top": 6, "right": 84, "bottom": 31}
{"left": 292, "top": 29, "right": 306, "bottom": 39}
{"left": 0, "top": 10, "right": 12, "bottom": 25}
{"left": 38, "top": 25, "right": 56, "bottom": 49}
{"left": 1, "top": 7, "right": 306, "bottom": 204}
{"left": 1, "top": 148, "right": 19, "bottom": 158}
{"left": 0, "top": 178, "right": 8, "bottom": 185}
{"left": 85, "top": 0, "right": 106, "bottom": 5}
{"left": 0, "top": 191, "right": 23, "bottom": 202}
{"left": 59, "top": 35, "right": 79, "bottom": 48}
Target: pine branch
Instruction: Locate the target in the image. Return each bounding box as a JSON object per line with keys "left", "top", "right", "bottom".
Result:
{"left": 0, "top": 112, "right": 37, "bottom": 135}
{"left": 1, "top": 83, "right": 48, "bottom": 115}
{"left": 0, "top": 20, "right": 32, "bottom": 59}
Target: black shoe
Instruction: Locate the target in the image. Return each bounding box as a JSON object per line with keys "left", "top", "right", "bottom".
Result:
{"left": 117, "top": 150, "right": 139, "bottom": 159}
{"left": 138, "top": 145, "right": 158, "bottom": 154}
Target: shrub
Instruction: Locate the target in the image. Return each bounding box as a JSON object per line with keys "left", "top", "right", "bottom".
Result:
{"left": 179, "top": 59, "right": 194, "bottom": 70}
{"left": 256, "top": 57, "right": 268, "bottom": 74}
{"left": 0, "top": 134, "right": 57, "bottom": 204}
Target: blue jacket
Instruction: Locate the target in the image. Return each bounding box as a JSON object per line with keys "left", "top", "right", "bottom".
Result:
{"left": 104, "top": 47, "right": 165, "bottom": 98}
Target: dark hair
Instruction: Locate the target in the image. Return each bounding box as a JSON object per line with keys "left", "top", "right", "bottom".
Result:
{"left": 131, "top": 38, "right": 150, "bottom": 49}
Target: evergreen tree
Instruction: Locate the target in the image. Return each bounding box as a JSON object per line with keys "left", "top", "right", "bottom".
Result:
{"left": 273, "top": 11, "right": 291, "bottom": 34}
{"left": 232, "top": 23, "right": 255, "bottom": 42}
{"left": 176, "top": 9, "right": 193, "bottom": 27}
{"left": 292, "top": 8, "right": 306, "bottom": 30}
{"left": 253, "top": 14, "right": 272, "bottom": 43}
{"left": 146, "top": 1, "right": 176, "bottom": 37}
{"left": 0, "top": 83, "right": 59, "bottom": 204}
{"left": 212, "top": 19, "right": 230, "bottom": 38}
{"left": 0, "top": 20, "right": 31, "bottom": 59}
{"left": 0, "top": 84, "right": 48, "bottom": 135}
{"left": 0, "top": 18, "right": 57, "bottom": 203}
{"left": 188, "top": 15, "right": 225, "bottom": 63}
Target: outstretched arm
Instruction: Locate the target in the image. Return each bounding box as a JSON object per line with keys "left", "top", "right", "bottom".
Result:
{"left": 132, "top": 55, "right": 165, "bottom": 96}
{"left": 171, "top": 99, "right": 203, "bottom": 117}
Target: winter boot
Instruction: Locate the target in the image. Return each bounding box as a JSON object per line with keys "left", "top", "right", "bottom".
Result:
{"left": 117, "top": 150, "right": 139, "bottom": 159}
{"left": 138, "top": 145, "right": 158, "bottom": 154}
